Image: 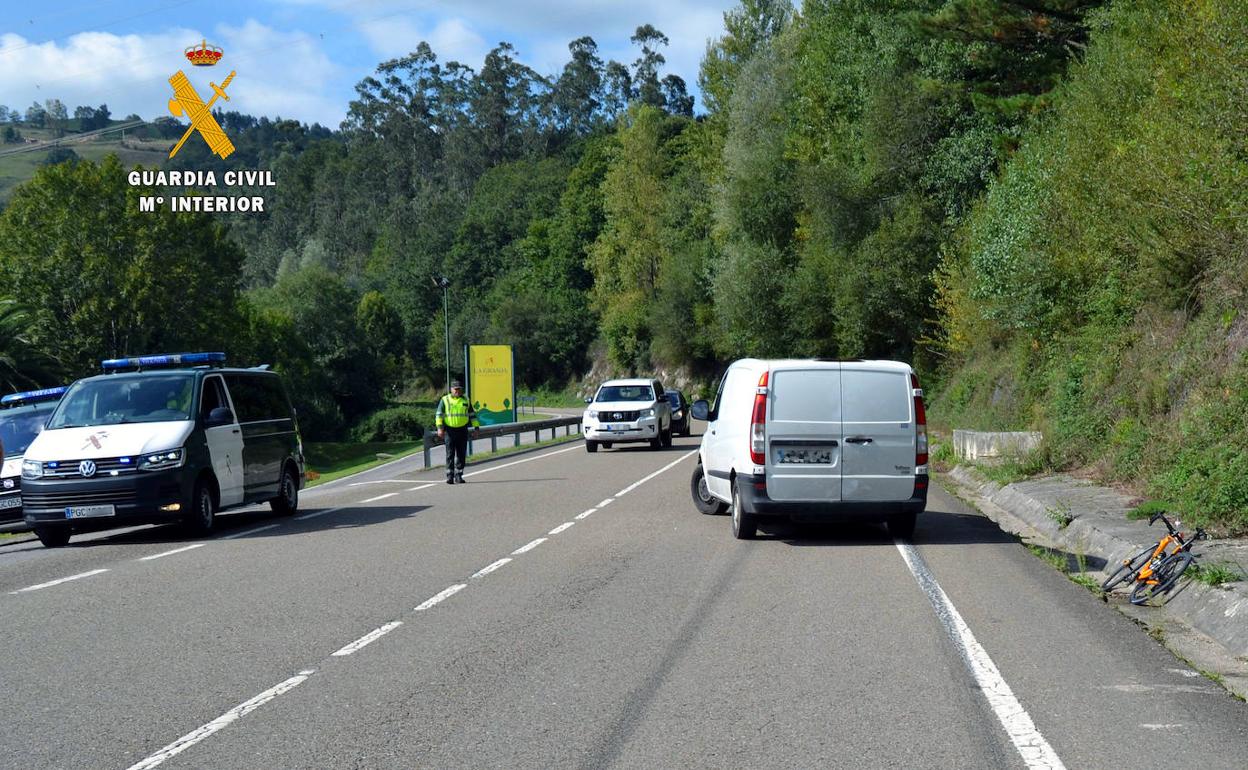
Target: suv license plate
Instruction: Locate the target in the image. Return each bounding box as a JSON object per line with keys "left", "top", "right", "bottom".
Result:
{"left": 0, "top": 496, "right": 20, "bottom": 510}
{"left": 776, "top": 448, "right": 832, "bottom": 465}
{"left": 65, "top": 504, "right": 115, "bottom": 519}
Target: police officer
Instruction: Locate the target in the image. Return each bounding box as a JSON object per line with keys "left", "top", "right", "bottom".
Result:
{"left": 436, "top": 380, "right": 479, "bottom": 484}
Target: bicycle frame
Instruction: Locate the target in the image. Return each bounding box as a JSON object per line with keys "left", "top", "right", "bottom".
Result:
{"left": 1132, "top": 513, "right": 1203, "bottom": 587}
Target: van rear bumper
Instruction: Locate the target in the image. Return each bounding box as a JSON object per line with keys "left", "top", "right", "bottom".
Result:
{"left": 737, "top": 473, "right": 927, "bottom": 520}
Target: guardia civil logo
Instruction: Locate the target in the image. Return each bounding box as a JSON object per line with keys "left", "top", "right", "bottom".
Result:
{"left": 168, "top": 40, "right": 235, "bottom": 160}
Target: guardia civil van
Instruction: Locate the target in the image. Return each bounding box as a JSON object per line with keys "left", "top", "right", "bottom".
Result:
{"left": 0, "top": 387, "right": 66, "bottom": 527}
{"left": 690, "top": 359, "right": 928, "bottom": 540}
{"left": 21, "top": 353, "right": 305, "bottom": 548}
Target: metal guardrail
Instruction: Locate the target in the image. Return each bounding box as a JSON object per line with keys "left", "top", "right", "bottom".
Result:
{"left": 421, "top": 415, "right": 583, "bottom": 468}
{"left": 517, "top": 395, "right": 538, "bottom": 415}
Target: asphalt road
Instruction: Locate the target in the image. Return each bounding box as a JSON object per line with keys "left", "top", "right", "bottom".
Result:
{"left": 1, "top": 429, "right": 1245, "bottom": 769}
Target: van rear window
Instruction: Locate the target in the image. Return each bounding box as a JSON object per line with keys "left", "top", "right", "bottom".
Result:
{"left": 771, "top": 370, "right": 841, "bottom": 423}
{"left": 841, "top": 370, "right": 910, "bottom": 422}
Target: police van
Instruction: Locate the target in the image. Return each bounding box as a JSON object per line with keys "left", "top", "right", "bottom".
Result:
{"left": 21, "top": 352, "right": 305, "bottom": 548}
{"left": 0, "top": 387, "right": 67, "bottom": 527}
{"left": 690, "top": 359, "right": 928, "bottom": 540}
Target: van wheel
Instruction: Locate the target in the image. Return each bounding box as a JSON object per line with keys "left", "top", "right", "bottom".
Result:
{"left": 887, "top": 512, "right": 917, "bottom": 540}
{"left": 586, "top": 440, "right": 598, "bottom": 453}
{"left": 661, "top": 427, "right": 673, "bottom": 447}
{"left": 691, "top": 465, "right": 727, "bottom": 515}
{"left": 731, "top": 481, "right": 757, "bottom": 539}
{"left": 270, "top": 465, "right": 299, "bottom": 516}
{"left": 185, "top": 481, "right": 216, "bottom": 534}
{"left": 34, "top": 525, "right": 71, "bottom": 548}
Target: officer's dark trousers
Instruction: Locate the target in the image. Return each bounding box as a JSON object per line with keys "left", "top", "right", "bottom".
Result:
{"left": 444, "top": 427, "right": 468, "bottom": 479}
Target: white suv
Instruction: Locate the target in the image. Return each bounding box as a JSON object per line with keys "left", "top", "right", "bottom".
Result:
{"left": 582, "top": 378, "right": 672, "bottom": 453}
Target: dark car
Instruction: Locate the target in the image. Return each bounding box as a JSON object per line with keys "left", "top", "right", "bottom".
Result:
{"left": 665, "top": 390, "right": 691, "bottom": 436}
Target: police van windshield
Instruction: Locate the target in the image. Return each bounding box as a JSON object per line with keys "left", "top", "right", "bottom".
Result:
{"left": 0, "top": 405, "right": 56, "bottom": 457}
{"left": 47, "top": 375, "right": 195, "bottom": 429}
{"left": 595, "top": 385, "right": 654, "bottom": 402}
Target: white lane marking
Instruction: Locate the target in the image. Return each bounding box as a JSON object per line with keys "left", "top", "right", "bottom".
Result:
{"left": 220, "top": 523, "right": 280, "bottom": 540}
{"left": 407, "top": 483, "right": 436, "bottom": 492}
{"left": 11, "top": 568, "right": 109, "bottom": 594}
{"left": 415, "top": 583, "right": 466, "bottom": 611}
{"left": 895, "top": 541, "right": 1065, "bottom": 770}
{"left": 597, "top": 498, "right": 614, "bottom": 508}
{"left": 138, "top": 544, "right": 205, "bottom": 561}
{"left": 1140, "top": 724, "right": 1184, "bottom": 730}
{"left": 361, "top": 492, "right": 399, "bottom": 503}
{"left": 1168, "top": 669, "right": 1201, "bottom": 678}
{"left": 348, "top": 480, "right": 414, "bottom": 486}
{"left": 548, "top": 522, "right": 575, "bottom": 535}
{"left": 472, "top": 558, "right": 512, "bottom": 578}
{"left": 512, "top": 538, "right": 547, "bottom": 555}
{"left": 615, "top": 450, "right": 697, "bottom": 497}
{"left": 332, "top": 621, "right": 403, "bottom": 657}
{"left": 125, "top": 669, "right": 315, "bottom": 770}
{"left": 462, "top": 443, "right": 582, "bottom": 478}
{"left": 575, "top": 508, "right": 597, "bottom": 520}
{"left": 295, "top": 505, "right": 344, "bottom": 521}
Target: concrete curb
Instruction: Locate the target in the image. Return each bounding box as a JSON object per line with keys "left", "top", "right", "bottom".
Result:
{"left": 943, "top": 465, "right": 1248, "bottom": 696}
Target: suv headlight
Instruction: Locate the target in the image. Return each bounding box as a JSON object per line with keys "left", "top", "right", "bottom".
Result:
{"left": 587, "top": 410, "right": 598, "bottom": 419}
{"left": 642, "top": 408, "right": 656, "bottom": 418}
{"left": 21, "top": 460, "right": 43, "bottom": 479}
{"left": 140, "top": 448, "right": 185, "bottom": 471}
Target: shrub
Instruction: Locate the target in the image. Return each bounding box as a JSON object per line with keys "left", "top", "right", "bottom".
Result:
{"left": 350, "top": 405, "right": 435, "bottom": 443}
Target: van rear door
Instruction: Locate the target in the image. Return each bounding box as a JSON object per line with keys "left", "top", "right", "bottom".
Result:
{"left": 766, "top": 366, "right": 842, "bottom": 502}
{"left": 840, "top": 366, "right": 915, "bottom": 502}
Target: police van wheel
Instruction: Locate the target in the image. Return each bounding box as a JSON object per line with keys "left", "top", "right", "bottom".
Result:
{"left": 34, "top": 525, "right": 71, "bottom": 548}
{"left": 691, "top": 464, "right": 728, "bottom": 515}
{"left": 186, "top": 482, "right": 216, "bottom": 534}
{"left": 586, "top": 440, "right": 598, "bottom": 453}
{"left": 270, "top": 466, "right": 299, "bottom": 516}
{"left": 731, "top": 482, "right": 757, "bottom": 540}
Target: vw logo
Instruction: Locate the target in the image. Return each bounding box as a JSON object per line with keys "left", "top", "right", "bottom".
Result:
{"left": 2, "top": 478, "right": 13, "bottom": 489}
{"left": 79, "top": 460, "right": 97, "bottom": 478}
{"left": 614, "top": 412, "right": 623, "bottom": 420}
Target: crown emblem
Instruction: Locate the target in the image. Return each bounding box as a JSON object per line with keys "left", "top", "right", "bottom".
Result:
{"left": 184, "top": 39, "right": 223, "bottom": 67}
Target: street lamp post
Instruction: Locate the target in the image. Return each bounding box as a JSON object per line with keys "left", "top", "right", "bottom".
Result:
{"left": 433, "top": 276, "right": 451, "bottom": 388}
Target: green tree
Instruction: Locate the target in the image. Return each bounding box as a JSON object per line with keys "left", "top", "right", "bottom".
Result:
{"left": 0, "top": 299, "right": 64, "bottom": 391}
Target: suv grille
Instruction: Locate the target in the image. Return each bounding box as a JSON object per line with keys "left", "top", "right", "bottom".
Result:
{"left": 43, "top": 457, "right": 139, "bottom": 478}
{"left": 23, "top": 489, "right": 138, "bottom": 508}
{"left": 601, "top": 410, "right": 641, "bottom": 421}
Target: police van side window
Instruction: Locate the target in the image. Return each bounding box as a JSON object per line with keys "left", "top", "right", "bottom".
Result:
{"left": 256, "top": 376, "right": 293, "bottom": 420}
{"left": 223, "top": 376, "right": 264, "bottom": 423}
{"left": 200, "top": 377, "right": 229, "bottom": 421}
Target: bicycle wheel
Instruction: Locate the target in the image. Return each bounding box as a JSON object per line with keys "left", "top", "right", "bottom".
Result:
{"left": 1101, "top": 544, "right": 1155, "bottom": 592}
{"left": 1129, "top": 552, "right": 1194, "bottom": 606}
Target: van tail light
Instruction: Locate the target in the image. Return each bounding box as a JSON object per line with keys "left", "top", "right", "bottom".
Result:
{"left": 750, "top": 371, "right": 769, "bottom": 465}
{"left": 911, "top": 372, "right": 928, "bottom": 468}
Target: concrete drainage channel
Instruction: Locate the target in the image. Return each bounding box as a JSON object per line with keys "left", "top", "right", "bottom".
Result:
{"left": 942, "top": 465, "right": 1248, "bottom": 700}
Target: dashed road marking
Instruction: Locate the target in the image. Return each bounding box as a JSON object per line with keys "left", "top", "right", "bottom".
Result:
{"left": 416, "top": 583, "right": 466, "bottom": 611}
{"left": 472, "top": 558, "right": 512, "bottom": 579}
{"left": 548, "top": 521, "right": 575, "bottom": 535}
{"left": 575, "top": 508, "right": 597, "bottom": 520}
{"left": 220, "top": 523, "right": 281, "bottom": 540}
{"left": 295, "top": 505, "right": 345, "bottom": 521}
{"left": 11, "top": 568, "right": 110, "bottom": 594}
{"left": 332, "top": 622, "right": 403, "bottom": 657}
{"left": 138, "top": 544, "right": 205, "bottom": 561}
{"left": 512, "top": 538, "right": 547, "bottom": 555}
{"left": 615, "top": 451, "right": 696, "bottom": 497}
{"left": 361, "top": 492, "right": 399, "bottom": 503}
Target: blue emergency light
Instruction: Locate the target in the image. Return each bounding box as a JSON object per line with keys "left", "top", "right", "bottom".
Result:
{"left": 101, "top": 352, "right": 226, "bottom": 372}
{"left": 0, "top": 386, "right": 68, "bottom": 407}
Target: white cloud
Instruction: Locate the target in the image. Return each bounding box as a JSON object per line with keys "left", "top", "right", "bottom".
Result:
{"left": 0, "top": 20, "right": 345, "bottom": 127}
{"left": 357, "top": 15, "right": 488, "bottom": 67}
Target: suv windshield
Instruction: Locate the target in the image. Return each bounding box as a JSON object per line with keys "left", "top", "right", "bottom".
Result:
{"left": 0, "top": 404, "right": 57, "bottom": 457}
{"left": 47, "top": 374, "right": 195, "bottom": 429}
{"left": 595, "top": 385, "right": 654, "bottom": 402}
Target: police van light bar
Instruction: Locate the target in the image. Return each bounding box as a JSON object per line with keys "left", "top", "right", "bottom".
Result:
{"left": 0, "top": 386, "right": 68, "bottom": 407}
{"left": 101, "top": 352, "right": 226, "bottom": 371}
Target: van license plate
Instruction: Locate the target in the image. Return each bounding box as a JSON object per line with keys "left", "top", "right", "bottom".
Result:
{"left": 776, "top": 448, "right": 832, "bottom": 465}
{"left": 65, "top": 504, "right": 115, "bottom": 519}
{"left": 0, "top": 496, "right": 20, "bottom": 510}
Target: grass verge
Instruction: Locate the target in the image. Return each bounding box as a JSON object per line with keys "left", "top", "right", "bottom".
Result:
{"left": 467, "top": 433, "right": 581, "bottom": 462}
{"left": 304, "top": 440, "right": 422, "bottom": 487}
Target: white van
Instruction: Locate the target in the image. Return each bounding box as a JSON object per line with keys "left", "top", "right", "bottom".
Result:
{"left": 689, "top": 359, "right": 928, "bottom": 539}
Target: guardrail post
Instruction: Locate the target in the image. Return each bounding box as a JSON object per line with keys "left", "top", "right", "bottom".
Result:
{"left": 491, "top": 435, "right": 497, "bottom": 452}
{"left": 514, "top": 432, "right": 520, "bottom": 447}
{"left": 423, "top": 430, "right": 432, "bottom": 469}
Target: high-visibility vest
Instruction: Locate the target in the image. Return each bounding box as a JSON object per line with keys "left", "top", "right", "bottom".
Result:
{"left": 436, "top": 394, "right": 478, "bottom": 428}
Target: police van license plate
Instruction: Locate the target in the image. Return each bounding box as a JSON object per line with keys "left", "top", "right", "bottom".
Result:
{"left": 65, "top": 505, "right": 115, "bottom": 519}
{"left": 776, "top": 448, "right": 832, "bottom": 464}
{"left": 0, "top": 496, "right": 20, "bottom": 510}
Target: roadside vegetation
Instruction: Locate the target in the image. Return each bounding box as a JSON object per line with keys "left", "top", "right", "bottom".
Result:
{"left": 1, "top": 1, "right": 1245, "bottom": 529}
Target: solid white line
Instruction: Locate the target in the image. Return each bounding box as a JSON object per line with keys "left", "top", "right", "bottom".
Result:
{"left": 407, "top": 483, "right": 436, "bottom": 492}
{"left": 471, "top": 558, "right": 512, "bottom": 579}
{"left": 615, "top": 450, "right": 697, "bottom": 497}
{"left": 575, "top": 508, "right": 597, "bottom": 520}
{"left": 512, "top": 538, "right": 547, "bottom": 555}
{"left": 138, "top": 544, "right": 205, "bottom": 561}
{"left": 597, "top": 498, "right": 614, "bottom": 508}
{"left": 125, "top": 669, "right": 315, "bottom": 770}
{"left": 415, "top": 583, "right": 466, "bottom": 611}
{"left": 462, "top": 443, "right": 582, "bottom": 478}
{"left": 348, "top": 480, "right": 414, "bottom": 486}
{"left": 220, "top": 523, "right": 280, "bottom": 540}
{"left": 894, "top": 541, "right": 1066, "bottom": 769}
{"left": 548, "top": 521, "right": 575, "bottom": 535}
{"left": 295, "top": 505, "right": 344, "bottom": 521}
{"left": 12, "top": 568, "right": 109, "bottom": 594}
{"left": 361, "top": 492, "right": 399, "bottom": 503}
{"left": 332, "top": 621, "right": 403, "bottom": 657}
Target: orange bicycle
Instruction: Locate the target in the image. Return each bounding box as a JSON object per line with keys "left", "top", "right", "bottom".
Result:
{"left": 1100, "top": 512, "right": 1206, "bottom": 605}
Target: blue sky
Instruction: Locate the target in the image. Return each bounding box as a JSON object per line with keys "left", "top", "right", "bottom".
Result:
{"left": 0, "top": 0, "right": 738, "bottom": 127}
